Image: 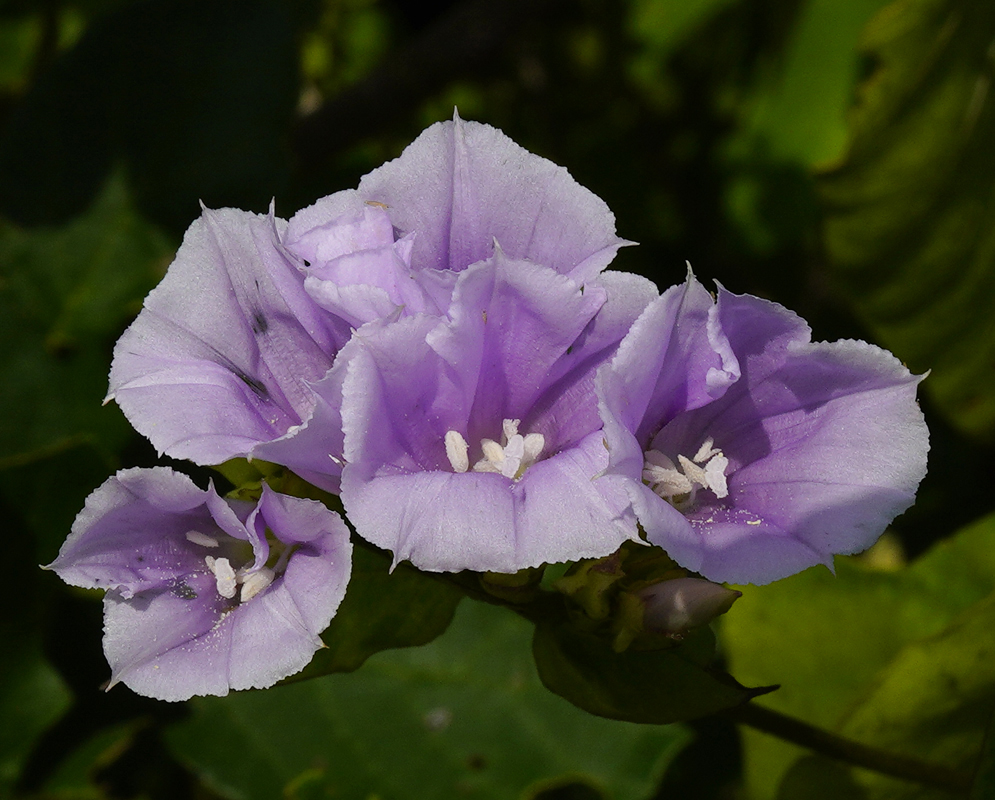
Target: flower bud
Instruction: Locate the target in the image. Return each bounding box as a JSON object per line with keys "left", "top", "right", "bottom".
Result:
{"left": 639, "top": 577, "right": 741, "bottom": 636}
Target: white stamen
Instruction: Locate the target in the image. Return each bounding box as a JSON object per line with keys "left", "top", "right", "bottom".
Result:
{"left": 678, "top": 455, "right": 708, "bottom": 487}
{"left": 185, "top": 530, "right": 219, "bottom": 548}
{"left": 693, "top": 437, "right": 720, "bottom": 463}
{"left": 206, "top": 556, "right": 237, "bottom": 599}
{"left": 445, "top": 430, "right": 470, "bottom": 473}
{"left": 463, "top": 419, "right": 545, "bottom": 479}
{"left": 239, "top": 568, "right": 275, "bottom": 602}
{"left": 644, "top": 438, "right": 730, "bottom": 507}
{"left": 523, "top": 433, "right": 545, "bottom": 464}
{"left": 704, "top": 454, "right": 729, "bottom": 498}
{"left": 481, "top": 438, "right": 504, "bottom": 464}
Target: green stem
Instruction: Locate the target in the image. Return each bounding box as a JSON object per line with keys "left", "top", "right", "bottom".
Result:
{"left": 726, "top": 702, "right": 972, "bottom": 794}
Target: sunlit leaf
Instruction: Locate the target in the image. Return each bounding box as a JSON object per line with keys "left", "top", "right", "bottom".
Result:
{"left": 724, "top": 512, "right": 995, "bottom": 799}
{"left": 778, "top": 591, "right": 995, "bottom": 799}
{"left": 167, "top": 601, "right": 690, "bottom": 800}
{"left": 819, "top": 0, "right": 995, "bottom": 439}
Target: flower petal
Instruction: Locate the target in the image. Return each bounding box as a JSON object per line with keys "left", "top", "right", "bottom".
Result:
{"left": 356, "top": 113, "right": 628, "bottom": 280}
{"left": 108, "top": 207, "right": 348, "bottom": 464}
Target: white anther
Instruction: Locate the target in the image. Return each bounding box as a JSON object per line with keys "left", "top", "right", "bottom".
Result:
{"left": 644, "top": 438, "right": 730, "bottom": 506}
{"left": 678, "top": 455, "right": 708, "bottom": 487}
{"left": 445, "top": 430, "right": 470, "bottom": 473}
{"left": 704, "top": 454, "right": 729, "bottom": 498}
{"left": 239, "top": 568, "right": 275, "bottom": 602}
{"left": 523, "top": 433, "right": 545, "bottom": 464}
{"left": 643, "top": 452, "right": 693, "bottom": 498}
{"left": 693, "top": 437, "right": 720, "bottom": 463}
{"left": 467, "top": 419, "right": 545, "bottom": 479}
{"left": 206, "top": 556, "right": 237, "bottom": 599}
{"left": 185, "top": 530, "right": 220, "bottom": 548}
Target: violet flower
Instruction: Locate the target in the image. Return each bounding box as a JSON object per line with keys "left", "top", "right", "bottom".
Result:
{"left": 46, "top": 468, "right": 352, "bottom": 701}
{"left": 335, "top": 251, "right": 658, "bottom": 573}
{"left": 108, "top": 207, "right": 351, "bottom": 471}
{"left": 285, "top": 113, "right": 630, "bottom": 323}
{"left": 108, "top": 116, "right": 629, "bottom": 493}
{"left": 596, "top": 273, "right": 929, "bottom": 585}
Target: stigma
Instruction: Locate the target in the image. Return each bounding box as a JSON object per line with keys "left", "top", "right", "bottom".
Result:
{"left": 643, "top": 436, "right": 729, "bottom": 510}
{"left": 445, "top": 419, "right": 545, "bottom": 480}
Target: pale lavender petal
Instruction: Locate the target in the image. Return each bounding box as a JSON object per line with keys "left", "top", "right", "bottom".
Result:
{"left": 357, "top": 114, "right": 628, "bottom": 280}
{"left": 251, "top": 345, "right": 354, "bottom": 493}
{"left": 604, "top": 280, "right": 929, "bottom": 585}
{"left": 339, "top": 257, "right": 644, "bottom": 572}
{"left": 102, "top": 572, "right": 233, "bottom": 701}
{"left": 48, "top": 468, "right": 352, "bottom": 701}
{"left": 429, "top": 250, "right": 606, "bottom": 445}
{"left": 527, "top": 270, "right": 658, "bottom": 449}
{"left": 47, "top": 467, "right": 216, "bottom": 597}
{"left": 109, "top": 207, "right": 348, "bottom": 465}
{"left": 343, "top": 432, "right": 635, "bottom": 573}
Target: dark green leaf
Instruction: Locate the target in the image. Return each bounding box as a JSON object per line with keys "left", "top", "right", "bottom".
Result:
{"left": 818, "top": 0, "right": 995, "bottom": 439}
{"left": 533, "top": 620, "right": 764, "bottom": 725}
{"left": 0, "top": 636, "right": 72, "bottom": 792}
{"left": 969, "top": 707, "right": 995, "bottom": 800}
{"left": 167, "top": 601, "right": 690, "bottom": 800}
{"left": 288, "top": 546, "right": 463, "bottom": 679}
{"left": 0, "top": 173, "right": 171, "bottom": 467}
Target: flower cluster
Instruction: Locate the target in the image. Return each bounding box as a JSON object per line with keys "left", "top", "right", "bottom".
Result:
{"left": 47, "top": 114, "right": 929, "bottom": 700}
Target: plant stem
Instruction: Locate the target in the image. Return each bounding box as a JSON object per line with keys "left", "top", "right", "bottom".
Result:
{"left": 726, "top": 702, "right": 972, "bottom": 794}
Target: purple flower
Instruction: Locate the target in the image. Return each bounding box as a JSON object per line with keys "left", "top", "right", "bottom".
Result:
{"left": 334, "top": 252, "right": 658, "bottom": 573}
{"left": 597, "top": 273, "right": 929, "bottom": 585}
{"left": 284, "top": 113, "right": 629, "bottom": 320}
{"left": 108, "top": 207, "right": 351, "bottom": 470}
{"left": 46, "top": 468, "right": 352, "bottom": 701}
{"left": 108, "top": 116, "right": 628, "bottom": 489}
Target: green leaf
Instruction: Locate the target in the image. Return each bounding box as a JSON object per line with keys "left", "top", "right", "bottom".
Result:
{"left": 287, "top": 546, "right": 463, "bottom": 680}
{"left": 738, "top": 0, "right": 893, "bottom": 168}
{"left": 723, "top": 513, "right": 995, "bottom": 799}
{"left": 0, "top": 635, "right": 72, "bottom": 793}
{"left": 834, "top": 591, "right": 995, "bottom": 798}
{"left": 533, "top": 620, "right": 765, "bottom": 725}
{"left": 167, "top": 601, "right": 690, "bottom": 800}
{"left": 777, "top": 591, "right": 995, "bottom": 799}
{"left": 969, "top": 707, "right": 995, "bottom": 800}
{"left": 41, "top": 721, "right": 141, "bottom": 800}
{"left": 818, "top": 0, "right": 995, "bottom": 439}
{"left": 0, "top": 173, "right": 172, "bottom": 467}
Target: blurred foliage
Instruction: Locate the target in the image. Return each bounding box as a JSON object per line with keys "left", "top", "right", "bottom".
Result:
{"left": 3, "top": 0, "right": 995, "bottom": 798}
{"left": 168, "top": 601, "right": 690, "bottom": 800}
{"left": 820, "top": 0, "right": 995, "bottom": 441}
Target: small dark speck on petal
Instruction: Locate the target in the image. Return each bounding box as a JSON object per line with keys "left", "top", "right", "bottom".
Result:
{"left": 237, "top": 370, "right": 269, "bottom": 398}
{"left": 251, "top": 310, "right": 269, "bottom": 335}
